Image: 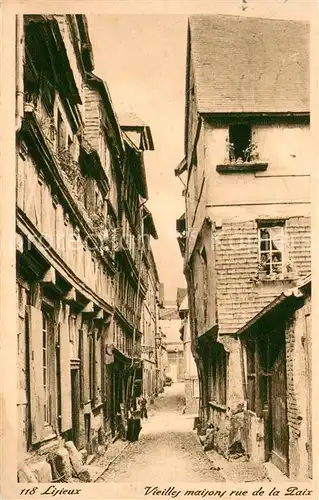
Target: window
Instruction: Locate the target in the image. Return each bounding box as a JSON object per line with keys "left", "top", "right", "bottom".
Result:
{"left": 258, "top": 222, "right": 285, "bottom": 276}
{"left": 229, "top": 124, "right": 251, "bottom": 161}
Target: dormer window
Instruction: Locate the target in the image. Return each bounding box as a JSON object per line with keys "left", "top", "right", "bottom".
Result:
{"left": 229, "top": 124, "right": 251, "bottom": 161}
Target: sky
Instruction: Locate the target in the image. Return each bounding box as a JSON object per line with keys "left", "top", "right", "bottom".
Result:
{"left": 87, "top": 0, "right": 316, "bottom": 301}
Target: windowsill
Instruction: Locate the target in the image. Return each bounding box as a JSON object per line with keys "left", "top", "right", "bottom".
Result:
{"left": 208, "top": 401, "right": 227, "bottom": 412}
{"left": 216, "top": 161, "right": 268, "bottom": 173}
{"left": 251, "top": 273, "right": 297, "bottom": 283}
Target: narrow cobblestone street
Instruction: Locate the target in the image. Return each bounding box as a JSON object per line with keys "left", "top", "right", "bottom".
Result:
{"left": 96, "top": 384, "right": 224, "bottom": 483}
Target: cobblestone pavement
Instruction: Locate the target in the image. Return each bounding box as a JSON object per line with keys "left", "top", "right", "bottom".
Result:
{"left": 96, "top": 383, "right": 224, "bottom": 483}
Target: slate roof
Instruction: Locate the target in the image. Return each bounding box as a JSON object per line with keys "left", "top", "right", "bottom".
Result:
{"left": 188, "top": 15, "right": 309, "bottom": 114}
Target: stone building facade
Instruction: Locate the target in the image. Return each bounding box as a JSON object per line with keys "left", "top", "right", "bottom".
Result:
{"left": 176, "top": 14, "right": 311, "bottom": 463}
{"left": 16, "top": 14, "right": 159, "bottom": 482}
{"left": 141, "top": 237, "right": 161, "bottom": 400}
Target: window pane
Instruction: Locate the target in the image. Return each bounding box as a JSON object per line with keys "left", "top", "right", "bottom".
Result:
{"left": 260, "top": 228, "right": 270, "bottom": 240}
{"left": 272, "top": 252, "right": 282, "bottom": 263}
{"left": 259, "top": 225, "right": 284, "bottom": 275}
{"left": 260, "top": 240, "right": 270, "bottom": 251}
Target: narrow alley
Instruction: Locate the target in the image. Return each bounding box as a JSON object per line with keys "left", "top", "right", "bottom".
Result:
{"left": 95, "top": 384, "right": 224, "bottom": 483}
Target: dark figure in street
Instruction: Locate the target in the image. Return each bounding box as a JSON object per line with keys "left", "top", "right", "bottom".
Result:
{"left": 138, "top": 395, "right": 148, "bottom": 420}
{"left": 127, "top": 399, "right": 142, "bottom": 442}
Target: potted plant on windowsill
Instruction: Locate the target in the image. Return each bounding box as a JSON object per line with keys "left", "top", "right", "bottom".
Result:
{"left": 218, "top": 138, "right": 267, "bottom": 173}
{"left": 243, "top": 140, "right": 259, "bottom": 163}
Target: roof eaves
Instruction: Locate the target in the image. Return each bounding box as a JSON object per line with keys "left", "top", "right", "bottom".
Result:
{"left": 236, "top": 281, "right": 308, "bottom": 338}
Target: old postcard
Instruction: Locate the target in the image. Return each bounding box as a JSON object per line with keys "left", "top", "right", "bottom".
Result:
{"left": 0, "top": 0, "right": 318, "bottom": 498}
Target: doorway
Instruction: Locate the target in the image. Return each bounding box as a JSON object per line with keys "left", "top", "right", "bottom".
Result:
{"left": 258, "top": 332, "right": 289, "bottom": 475}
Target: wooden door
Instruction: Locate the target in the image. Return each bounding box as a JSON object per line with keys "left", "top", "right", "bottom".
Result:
{"left": 270, "top": 347, "right": 289, "bottom": 475}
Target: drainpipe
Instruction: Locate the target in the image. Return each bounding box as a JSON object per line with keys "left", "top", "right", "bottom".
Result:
{"left": 16, "top": 15, "right": 25, "bottom": 133}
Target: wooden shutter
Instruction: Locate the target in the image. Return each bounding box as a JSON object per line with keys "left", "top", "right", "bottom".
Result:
{"left": 59, "top": 305, "right": 72, "bottom": 432}
{"left": 28, "top": 305, "right": 44, "bottom": 444}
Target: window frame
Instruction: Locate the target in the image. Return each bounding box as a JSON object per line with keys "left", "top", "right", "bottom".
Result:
{"left": 257, "top": 221, "right": 285, "bottom": 277}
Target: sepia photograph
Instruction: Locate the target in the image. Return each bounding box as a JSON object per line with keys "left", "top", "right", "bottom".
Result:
{"left": 4, "top": 0, "right": 315, "bottom": 494}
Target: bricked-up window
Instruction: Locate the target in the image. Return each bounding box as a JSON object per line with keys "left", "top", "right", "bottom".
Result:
{"left": 229, "top": 124, "right": 251, "bottom": 161}
{"left": 258, "top": 222, "right": 285, "bottom": 275}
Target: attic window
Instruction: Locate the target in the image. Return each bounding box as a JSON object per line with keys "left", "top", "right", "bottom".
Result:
{"left": 229, "top": 124, "right": 251, "bottom": 161}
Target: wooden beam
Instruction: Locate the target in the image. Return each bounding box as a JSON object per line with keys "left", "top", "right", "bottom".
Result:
{"left": 82, "top": 301, "right": 94, "bottom": 313}
{"left": 41, "top": 266, "right": 56, "bottom": 285}
{"left": 64, "top": 287, "right": 76, "bottom": 304}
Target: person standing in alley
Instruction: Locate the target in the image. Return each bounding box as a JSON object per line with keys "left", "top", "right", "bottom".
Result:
{"left": 138, "top": 394, "right": 148, "bottom": 421}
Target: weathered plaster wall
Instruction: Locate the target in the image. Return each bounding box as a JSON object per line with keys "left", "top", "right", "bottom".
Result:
{"left": 204, "top": 122, "right": 311, "bottom": 211}
{"left": 186, "top": 123, "right": 207, "bottom": 260}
